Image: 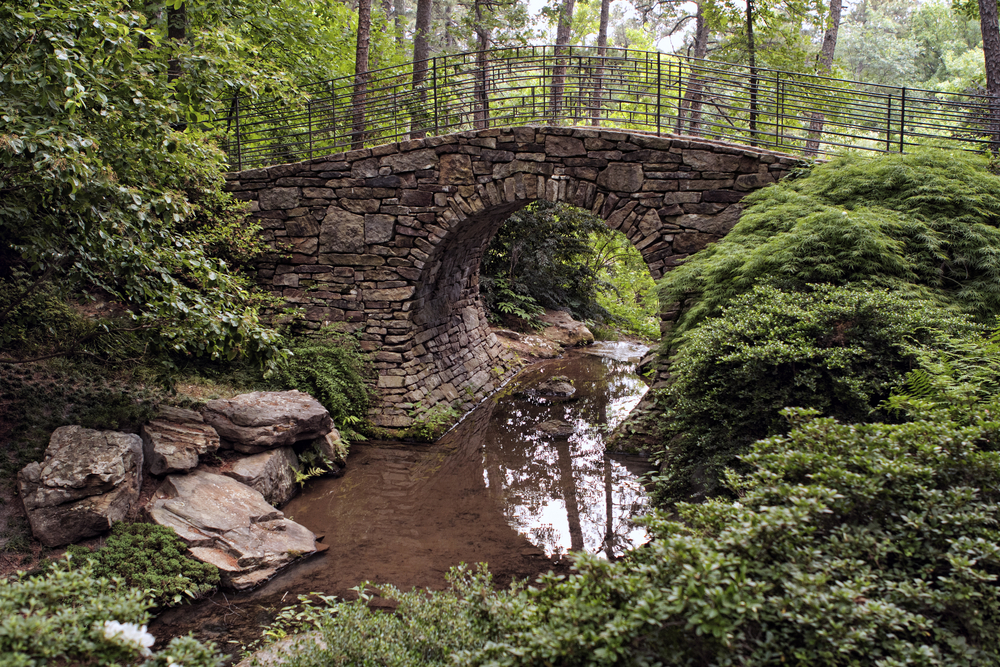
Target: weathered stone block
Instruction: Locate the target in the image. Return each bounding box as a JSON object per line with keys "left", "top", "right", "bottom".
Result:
{"left": 381, "top": 149, "right": 438, "bottom": 172}
{"left": 439, "top": 153, "right": 474, "bottom": 184}
{"left": 259, "top": 187, "right": 300, "bottom": 211}
{"left": 545, "top": 135, "right": 586, "bottom": 156}
{"left": 596, "top": 163, "right": 643, "bottom": 193}
{"left": 365, "top": 214, "right": 395, "bottom": 243}
{"left": 320, "top": 207, "right": 366, "bottom": 253}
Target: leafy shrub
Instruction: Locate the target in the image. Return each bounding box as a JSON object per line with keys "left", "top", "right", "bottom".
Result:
{"left": 0, "top": 559, "right": 222, "bottom": 666}
{"left": 261, "top": 566, "right": 526, "bottom": 667}
{"left": 660, "top": 148, "right": 1000, "bottom": 342}
{"left": 271, "top": 328, "right": 375, "bottom": 439}
{"left": 652, "top": 283, "right": 982, "bottom": 503}
{"left": 64, "top": 523, "right": 220, "bottom": 608}
{"left": 260, "top": 405, "right": 1000, "bottom": 666}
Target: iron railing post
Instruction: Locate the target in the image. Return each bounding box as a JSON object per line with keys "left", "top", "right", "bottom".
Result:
{"left": 900, "top": 87, "right": 906, "bottom": 153}
{"left": 656, "top": 51, "right": 662, "bottom": 135}
{"left": 886, "top": 94, "right": 893, "bottom": 152}
{"left": 308, "top": 100, "right": 313, "bottom": 160}
{"left": 433, "top": 56, "right": 439, "bottom": 136}
{"left": 234, "top": 94, "right": 242, "bottom": 172}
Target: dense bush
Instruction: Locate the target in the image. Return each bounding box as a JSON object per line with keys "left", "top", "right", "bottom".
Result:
{"left": 651, "top": 283, "right": 984, "bottom": 502}
{"left": 261, "top": 405, "right": 1000, "bottom": 666}
{"left": 0, "top": 559, "right": 221, "bottom": 666}
{"left": 64, "top": 523, "right": 220, "bottom": 608}
{"left": 660, "top": 149, "right": 1000, "bottom": 341}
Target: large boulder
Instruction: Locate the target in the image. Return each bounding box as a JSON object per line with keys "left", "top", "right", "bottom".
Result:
{"left": 141, "top": 406, "right": 220, "bottom": 475}
{"left": 535, "top": 375, "right": 576, "bottom": 397}
{"left": 538, "top": 310, "right": 595, "bottom": 347}
{"left": 147, "top": 469, "right": 318, "bottom": 590}
{"left": 202, "top": 390, "right": 334, "bottom": 454}
{"left": 224, "top": 447, "right": 300, "bottom": 507}
{"left": 18, "top": 426, "right": 143, "bottom": 547}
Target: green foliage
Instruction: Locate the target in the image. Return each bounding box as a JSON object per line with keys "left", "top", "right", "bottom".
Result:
{"left": 260, "top": 404, "right": 1000, "bottom": 666}
{"left": 63, "top": 523, "right": 220, "bottom": 608}
{"left": 407, "top": 402, "right": 461, "bottom": 441}
{"left": 0, "top": 0, "right": 284, "bottom": 369}
{"left": 652, "top": 284, "right": 983, "bottom": 503}
{"left": 0, "top": 364, "right": 164, "bottom": 485}
{"left": 660, "top": 149, "right": 1000, "bottom": 344}
{"left": 482, "top": 201, "right": 614, "bottom": 325}
{"left": 264, "top": 565, "right": 528, "bottom": 667}
{"left": 271, "top": 328, "right": 375, "bottom": 438}
{"left": 588, "top": 231, "right": 659, "bottom": 340}
{"left": 0, "top": 558, "right": 222, "bottom": 666}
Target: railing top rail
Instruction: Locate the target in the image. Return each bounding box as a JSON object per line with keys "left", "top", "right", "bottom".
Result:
{"left": 221, "top": 45, "right": 999, "bottom": 171}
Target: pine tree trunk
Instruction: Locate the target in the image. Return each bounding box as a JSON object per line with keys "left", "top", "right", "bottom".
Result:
{"left": 352, "top": 0, "right": 373, "bottom": 149}
{"left": 551, "top": 0, "right": 576, "bottom": 121}
{"left": 591, "top": 0, "right": 610, "bottom": 125}
{"left": 979, "top": 0, "right": 1000, "bottom": 152}
{"left": 474, "top": 0, "right": 491, "bottom": 130}
{"left": 805, "top": 0, "right": 842, "bottom": 154}
{"left": 411, "top": 0, "right": 433, "bottom": 138}
{"left": 679, "top": 3, "right": 709, "bottom": 135}
{"left": 746, "top": 0, "right": 758, "bottom": 146}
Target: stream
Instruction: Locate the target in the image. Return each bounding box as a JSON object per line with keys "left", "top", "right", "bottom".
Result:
{"left": 152, "top": 341, "right": 654, "bottom": 652}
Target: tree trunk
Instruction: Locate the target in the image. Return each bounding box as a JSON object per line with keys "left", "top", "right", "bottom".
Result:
{"left": 746, "top": 0, "right": 758, "bottom": 146}
{"left": 805, "top": 0, "right": 843, "bottom": 154}
{"left": 979, "top": 0, "right": 1000, "bottom": 152}
{"left": 410, "top": 0, "right": 433, "bottom": 138}
{"left": 394, "top": 0, "right": 405, "bottom": 46}
{"left": 474, "top": 0, "right": 491, "bottom": 130}
{"left": 679, "top": 3, "right": 709, "bottom": 135}
{"left": 550, "top": 0, "right": 576, "bottom": 121}
{"left": 591, "top": 0, "right": 610, "bottom": 125}
{"left": 352, "top": 0, "right": 373, "bottom": 149}
{"left": 167, "top": 2, "right": 186, "bottom": 83}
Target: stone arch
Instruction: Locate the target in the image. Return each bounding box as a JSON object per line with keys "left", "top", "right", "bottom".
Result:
{"left": 226, "top": 126, "right": 799, "bottom": 433}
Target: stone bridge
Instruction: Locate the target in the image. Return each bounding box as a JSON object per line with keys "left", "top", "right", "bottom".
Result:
{"left": 226, "top": 125, "right": 798, "bottom": 433}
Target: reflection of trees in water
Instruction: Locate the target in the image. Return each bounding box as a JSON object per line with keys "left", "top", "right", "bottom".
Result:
{"left": 482, "top": 350, "right": 652, "bottom": 557}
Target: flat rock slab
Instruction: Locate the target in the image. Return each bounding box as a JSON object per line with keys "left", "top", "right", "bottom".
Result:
{"left": 18, "top": 426, "right": 143, "bottom": 547}
{"left": 536, "top": 419, "right": 576, "bottom": 438}
{"left": 142, "top": 407, "right": 220, "bottom": 475}
{"left": 224, "top": 447, "right": 300, "bottom": 507}
{"left": 202, "top": 390, "right": 334, "bottom": 454}
{"left": 147, "top": 469, "right": 317, "bottom": 590}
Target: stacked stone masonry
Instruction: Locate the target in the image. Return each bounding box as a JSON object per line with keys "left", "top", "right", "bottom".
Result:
{"left": 225, "top": 125, "right": 798, "bottom": 432}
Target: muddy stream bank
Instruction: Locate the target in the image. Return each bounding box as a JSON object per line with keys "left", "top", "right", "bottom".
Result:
{"left": 152, "top": 341, "right": 654, "bottom": 655}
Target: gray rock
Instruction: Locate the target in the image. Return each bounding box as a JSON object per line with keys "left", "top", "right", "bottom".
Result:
{"left": 259, "top": 187, "right": 300, "bottom": 211}
{"left": 544, "top": 135, "right": 586, "bottom": 156}
{"left": 538, "top": 309, "right": 595, "bottom": 347}
{"left": 147, "top": 469, "right": 318, "bottom": 590}
{"left": 536, "top": 419, "right": 576, "bottom": 437}
{"left": 681, "top": 150, "right": 742, "bottom": 172}
{"left": 596, "top": 163, "right": 643, "bottom": 192}
{"left": 438, "top": 153, "right": 474, "bottom": 184}
{"left": 320, "top": 207, "right": 366, "bottom": 253}
{"left": 313, "top": 426, "right": 348, "bottom": 467}
{"left": 202, "top": 390, "right": 334, "bottom": 454}
{"left": 535, "top": 375, "right": 577, "bottom": 397}
{"left": 224, "top": 447, "right": 300, "bottom": 507}
{"left": 142, "top": 407, "right": 221, "bottom": 475}
{"left": 381, "top": 149, "right": 438, "bottom": 172}
{"left": 365, "top": 214, "right": 395, "bottom": 243}
{"left": 19, "top": 426, "right": 143, "bottom": 547}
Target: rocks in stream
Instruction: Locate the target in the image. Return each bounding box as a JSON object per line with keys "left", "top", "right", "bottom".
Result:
{"left": 203, "top": 390, "right": 334, "bottom": 454}
{"left": 224, "top": 447, "right": 300, "bottom": 507}
{"left": 18, "top": 426, "right": 144, "bottom": 547}
{"left": 536, "top": 419, "right": 576, "bottom": 438}
{"left": 538, "top": 310, "right": 595, "bottom": 348}
{"left": 141, "top": 406, "right": 221, "bottom": 475}
{"left": 535, "top": 376, "right": 577, "bottom": 398}
{"left": 147, "top": 469, "right": 318, "bottom": 590}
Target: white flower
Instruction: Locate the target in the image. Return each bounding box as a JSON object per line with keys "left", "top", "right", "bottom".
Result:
{"left": 101, "top": 620, "right": 155, "bottom": 657}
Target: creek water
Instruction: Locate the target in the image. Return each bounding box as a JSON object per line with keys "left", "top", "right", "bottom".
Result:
{"left": 152, "top": 341, "right": 654, "bottom": 650}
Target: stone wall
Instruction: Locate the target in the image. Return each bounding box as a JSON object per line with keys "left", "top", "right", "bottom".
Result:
{"left": 225, "top": 125, "right": 799, "bottom": 433}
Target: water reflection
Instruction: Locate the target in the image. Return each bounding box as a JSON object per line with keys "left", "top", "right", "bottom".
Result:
{"left": 470, "top": 341, "right": 652, "bottom": 558}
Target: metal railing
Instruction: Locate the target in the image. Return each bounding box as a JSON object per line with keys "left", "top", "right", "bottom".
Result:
{"left": 220, "top": 45, "right": 1000, "bottom": 170}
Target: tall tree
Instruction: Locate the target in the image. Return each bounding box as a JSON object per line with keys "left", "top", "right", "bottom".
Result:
{"left": 353, "top": 0, "right": 373, "bottom": 148}
{"left": 411, "top": 0, "right": 433, "bottom": 137}
{"left": 805, "top": 0, "right": 843, "bottom": 154}
{"left": 680, "top": 1, "right": 711, "bottom": 135}
{"left": 977, "top": 0, "right": 1000, "bottom": 150}
{"left": 550, "top": 0, "right": 577, "bottom": 119}
{"left": 474, "top": 0, "right": 492, "bottom": 129}
{"left": 590, "top": 0, "right": 610, "bottom": 125}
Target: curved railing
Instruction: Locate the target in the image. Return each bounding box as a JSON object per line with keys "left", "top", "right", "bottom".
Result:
{"left": 221, "top": 45, "right": 998, "bottom": 170}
